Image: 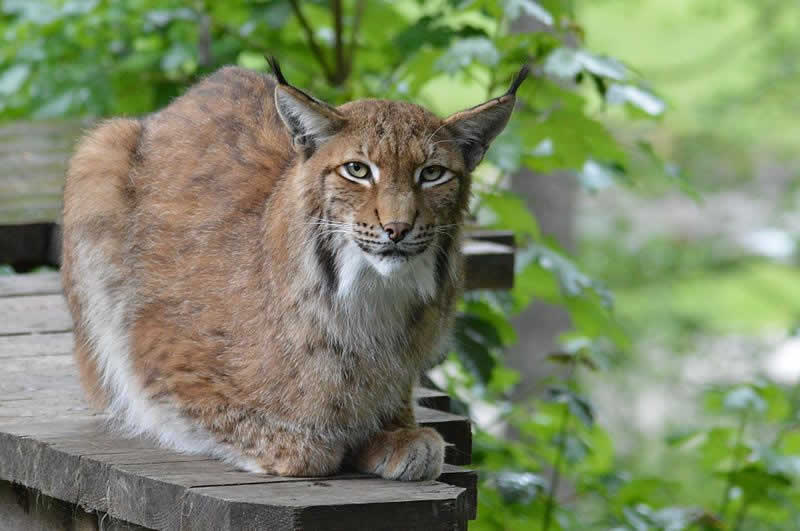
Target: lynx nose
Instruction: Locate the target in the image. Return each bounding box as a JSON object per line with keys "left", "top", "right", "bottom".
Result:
{"left": 383, "top": 222, "right": 412, "bottom": 243}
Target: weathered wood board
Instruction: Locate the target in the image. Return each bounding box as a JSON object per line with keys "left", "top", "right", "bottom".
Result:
{"left": 0, "top": 273, "right": 478, "bottom": 529}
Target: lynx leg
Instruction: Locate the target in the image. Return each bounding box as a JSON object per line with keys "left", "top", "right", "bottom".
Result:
{"left": 185, "top": 408, "right": 346, "bottom": 476}
{"left": 252, "top": 430, "right": 346, "bottom": 477}
{"left": 353, "top": 400, "right": 445, "bottom": 481}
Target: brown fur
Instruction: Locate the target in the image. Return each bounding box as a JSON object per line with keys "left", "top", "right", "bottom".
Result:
{"left": 61, "top": 63, "right": 524, "bottom": 479}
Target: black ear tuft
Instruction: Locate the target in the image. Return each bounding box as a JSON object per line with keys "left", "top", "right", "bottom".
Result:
{"left": 506, "top": 64, "right": 530, "bottom": 96}
{"left": 267, "top": 56, "right": 288, "bottom": 85}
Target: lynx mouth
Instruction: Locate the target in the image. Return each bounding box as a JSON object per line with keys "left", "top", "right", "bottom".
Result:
{"left": 354, "top": 239, "right": 427, "bottom": 258}
{"left": 376, "top": 249, "right": 412, "bottom": 258}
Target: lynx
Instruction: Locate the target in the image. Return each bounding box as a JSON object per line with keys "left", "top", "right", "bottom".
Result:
{"left": 61, "top": 58, "right": 527, "bottom": 480}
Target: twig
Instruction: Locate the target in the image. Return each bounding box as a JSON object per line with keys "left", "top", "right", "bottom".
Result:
{"left": 719, "top": 410, "right": 749, "bottom": 520}
{"left": 345, "top": 0, "right": 366, "bottom": 81}
{"left": 332, "top": 0, "right": 345, "bottom": 83}
{"left": 288, "top": 0, "right": 334, "bottom": 82}
{"left": 197, "top": 13, "right": 213, "bottom": 68}
{"left": 543, "top": 362, "right": 577, "bottom": 531}
{"left": 543, "top": 400, "right": 569, "bottom": 531}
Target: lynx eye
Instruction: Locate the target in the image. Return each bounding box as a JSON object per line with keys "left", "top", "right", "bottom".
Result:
{"left": 418, "top": 165, "right": 453, "bottom": 188}
{"left": 342, "top": 161, "right": 371, "bottom": 180}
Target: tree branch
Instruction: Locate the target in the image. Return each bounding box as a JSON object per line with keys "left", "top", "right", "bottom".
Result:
{"left": 332, "top": 0, "right": 345, "bottom": 84}
{"left": 288, "top": 0, "right": 334, "bottom": 82}
{"left": 197, "top": 13, "right": 213, "bottom": 68}
{"left": 345, "top": 0, "right": 366, "bottom": 80}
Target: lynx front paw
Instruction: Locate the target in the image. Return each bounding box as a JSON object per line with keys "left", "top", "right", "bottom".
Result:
{"left": 355, "top": 427, "right": 445, "bottom": 481}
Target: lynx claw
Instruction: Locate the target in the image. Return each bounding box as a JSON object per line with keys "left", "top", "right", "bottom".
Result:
{"left": 356, "top": 427, "right": 445, "bottom": 481}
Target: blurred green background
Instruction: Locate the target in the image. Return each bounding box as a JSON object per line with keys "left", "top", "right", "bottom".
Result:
{"left": 2, "top": 0, "right": 800, "bottom": 529}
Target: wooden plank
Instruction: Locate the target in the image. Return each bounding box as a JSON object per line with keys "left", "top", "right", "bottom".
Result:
{"left": 0, "top": 424, "right": 472, "bottom": 531}
{"left": 412, "top": 387, "right": 451, "bottom": 412}
{"left": 440, "top": 464, "right": 478, "bottom": 520}
{"left": 463, "top": 239, "right": 515, "bottom": 290}
{"left": 0, "top": 271, "right": 61, "bottom": 297}
{"left": 184, "top": 479, "right": 467, "bottom": 531}
{"left": 0, "top": 331, "right": 72, "bottom": 358}
{"left": 0, "top": 294, "right": 71, "bottom": 335}
{"left": 464, "top": 228, "right": 515, "bottom": 247}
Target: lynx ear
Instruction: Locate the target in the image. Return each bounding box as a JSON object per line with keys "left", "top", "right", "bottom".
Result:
{"left": 268, "top": 56, "right": 345, "bottom": 157}
{"left": 443, "top": 65, "right": 529, "bottom": 172}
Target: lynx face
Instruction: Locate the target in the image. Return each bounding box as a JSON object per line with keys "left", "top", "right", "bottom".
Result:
{"left": 270, "top": 58, "right": 528, "bottom": 278}
{"left": 311, "top": 101, "right": 469, "bottom": 276}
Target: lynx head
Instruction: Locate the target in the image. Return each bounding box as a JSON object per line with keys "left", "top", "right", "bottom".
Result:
{"left": 269, "top": 57, "right": 527, "bottom": 291}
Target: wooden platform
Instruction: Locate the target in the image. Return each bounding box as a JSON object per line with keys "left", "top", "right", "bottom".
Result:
{"left": 0, "top": 273, "right": 478, "bottom": 530}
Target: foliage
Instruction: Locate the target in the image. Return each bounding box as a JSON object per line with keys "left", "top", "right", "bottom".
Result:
{"left": 3, "top": 0, "right": 797, "bottom": 529}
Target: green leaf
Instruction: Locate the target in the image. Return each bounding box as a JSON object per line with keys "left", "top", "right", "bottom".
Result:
{"left": 392, "top": 15, "right": 487, "bottom": 54}
{"left": 607, "top": 83, "right": 666, "bottom": 117}
{"left": 463, "top": 300, "right": 517, "bottom": 346}
{"left": 615, "top": 477, "right": 679, "bottom": 508}
{"left": 518, "top": 107, "right": 628, "bottom": 171}
{"left": 724, "top": 386, "right": 767, "bottom": 414}
{"left": 577, "top": 52, "right": 627, "bottom": 81}
{"left": 486, "top": 126, "right": 525, "bottom": 173}
{"left": 727, "top": 464, "right": 792, "bottom": 501}
{"left": 546, "top": 387, "right": 594, "bottom": 427}
{"left": 579, "top": 160, "right": 617, "bottom": 192}
{"left": 544, "top": 48, "right": 627, "bottom": 81}
{"left": 237, "top": 51, "right": 268, "bottom": 71}
{"left": 477, "top": 190, "right": 540, "bottom": 240}
{"left": 542, "top": 48, "right": 582, "bottom": 79}
{"left": 651, "top": 507, "right": 706, "bottom": 531}
{"left": 488, "top": 470, "right": 548, "bottom": 504}
{"left": 759, "top": 383, "right": 791, "bottom": 421}
{"left": 436, "top": 37, "right": 500, "bottom": 74}
{"left": 488, "top": 365, "right": 521, "bottom": 395}
{"left": 547, "top": 337, "right": 604, "bottom": 370}
{"left": 665, "top": 427, "right": 701, "bottom": 447}
{"left": 511, "top": 257, "right": 561, "bottom": 310}
{"left": 453, "top": 312, "right": 500, "bottom": 384}
{"left": 0, "top": 64, "right": 30, "bottom": 94}
{"left": 562, "top": 433, "right": 589, "bottom": 463}
{"left": 780, "top": 430, "right": 800, "bottom": 455}
{"left": 503, "top": 0, "right": 553, "bottom": 26}
{"left": 161, "top": 43, "right": 194, "bottom": 73}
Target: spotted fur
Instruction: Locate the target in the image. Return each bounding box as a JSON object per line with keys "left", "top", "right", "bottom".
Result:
{"left": 61, "top": 60, "right": 525, "bottom": 479}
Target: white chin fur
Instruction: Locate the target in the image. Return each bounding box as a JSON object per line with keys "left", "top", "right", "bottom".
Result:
{"left": 336, "top": 240, "right": 437, "bottom": 302}
{"left": 364, "top": 253, "right": 411, "bottom": 276}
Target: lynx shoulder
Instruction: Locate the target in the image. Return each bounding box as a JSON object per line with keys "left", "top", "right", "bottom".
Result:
{"left": 61, "top": 59, "right": 527, "bottom": 479}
